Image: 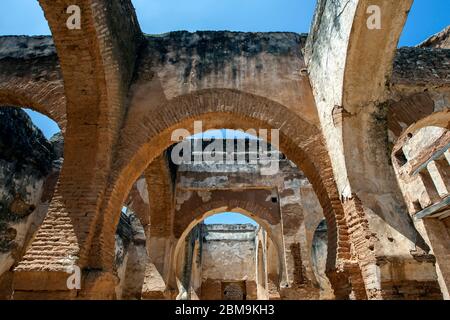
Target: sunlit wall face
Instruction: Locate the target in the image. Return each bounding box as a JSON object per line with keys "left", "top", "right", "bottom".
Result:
{"left": 23, "top": 109, "right": 60, "bottom": 139}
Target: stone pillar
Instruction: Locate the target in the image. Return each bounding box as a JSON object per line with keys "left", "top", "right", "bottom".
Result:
{"left": 12, "top": 0, "right": 143, "bottom": 299}
{"left": 343, "top": 194, "right": 442, "bottom": 300}
{"left": 147, "top": 236, "right": 174, "bottom": 280}
{"left": 141, "top": 262, "right": 168, "bottom": 300}
{"left": 422, "top": 217, "right": 450, "bottom": 300}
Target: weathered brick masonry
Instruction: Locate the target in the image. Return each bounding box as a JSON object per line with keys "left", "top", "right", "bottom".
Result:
{"left": 0, "top": 0, "right": 448, "bottom": 300}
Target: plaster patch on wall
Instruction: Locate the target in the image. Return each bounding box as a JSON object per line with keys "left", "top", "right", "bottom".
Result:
{"left": 136, "top": 178, "right": 149, "bottom": 204}
{"left": 176, "top": 190, "right": 193, "bottom": 211}
{"left": 178, "top": 176, "right": 195, "bottom": 187}
{"left": 341, "top": 183, "right": 352, "bottom": 201}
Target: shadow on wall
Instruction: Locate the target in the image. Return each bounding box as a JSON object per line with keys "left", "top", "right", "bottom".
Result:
{"left": 311, "top": 219, "right": 333, "bottom": 299}
{"left": 0, "top": 107, "right": 62, "bottom": 299}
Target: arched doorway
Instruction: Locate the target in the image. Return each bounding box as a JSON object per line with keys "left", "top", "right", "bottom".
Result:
{"left": 172, "top": 211, "right": 280, "bottom": 300}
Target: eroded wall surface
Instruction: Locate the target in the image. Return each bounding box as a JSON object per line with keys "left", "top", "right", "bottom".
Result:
{"left": 0, "top": 0, "right": 448, "bottom": 300}
{"left": 0, "top": 108, "right": 60, "bottom": 299}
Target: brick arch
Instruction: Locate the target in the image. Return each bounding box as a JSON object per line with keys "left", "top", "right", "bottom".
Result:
{"left": 0, "top": 57, "right": 66, "bottom": 132}
{"left": 175, "top": 199, "right": 279, "bottom": 240}
{"left": 18, "top": 0, "right": 144, "bottom": 272}
{"left": 390, "top": 109, "right": 450, "bottom": 214}
{"left": 171, "top": 205, "right": 282, "bottom": 297}
{"left": 387, "top": 93, "right": 439, "bottom": 143}
{"left": 392, "top": 109, "right": 450, "bottom": 154}
{"left": 97, "top": 88, "right": 351, "bottom": 296}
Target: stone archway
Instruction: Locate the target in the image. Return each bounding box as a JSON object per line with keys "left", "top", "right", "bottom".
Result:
{"left": 392, "top": 109, "right": 450, "bottom": 151}
{"left": 389, "top": 109, "right": 449, "bottom": 221}
{"left": 305, "top": 0, "right": 447, "bottom": 299}
{"left": 0, "top": 56, "right": 66, "bottom": 132}
{"left": 390, "top": 111, "right": 450, "bottom": 299}
{"left": 4, "top": 0, "right": 447, "bottom": 301}
{"left": 95, "top": 88, "right": 353, "bottom": 298}
{"left": 171, "top": 206, "right": 280, "bottom": 300}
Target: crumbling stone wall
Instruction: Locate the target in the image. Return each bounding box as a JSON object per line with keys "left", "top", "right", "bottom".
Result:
{"left": 114, "top": 209, "right": 148, "bottom": 300}
{"left": 0, "top": 108, "right": 60, "bottom": 299}
{"left": 0, "top": 109, "right": 151, "bottom": 300}
{"left": 387, "top": 27, "right": 450, "bottom": 300}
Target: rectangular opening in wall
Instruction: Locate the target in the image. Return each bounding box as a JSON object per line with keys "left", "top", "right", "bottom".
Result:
{"left": 395, "top": 149, "right": 408, "bottom": 167}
